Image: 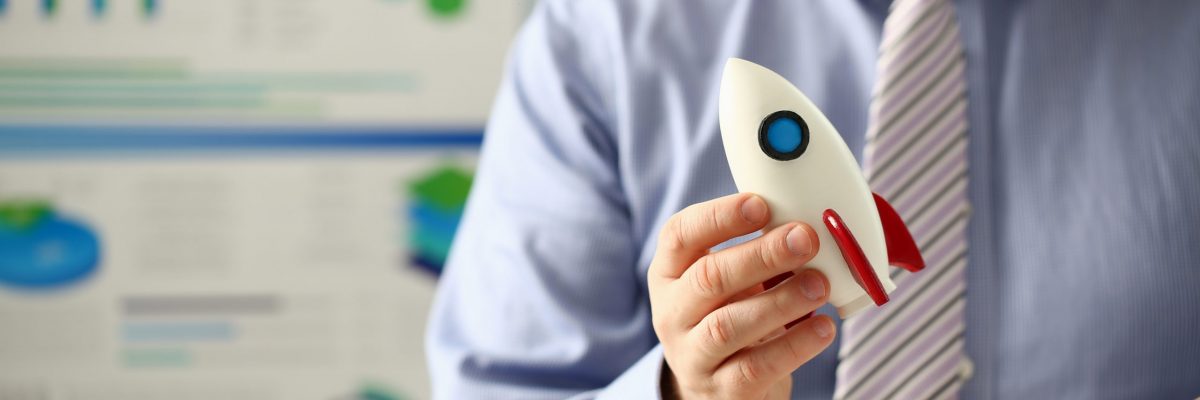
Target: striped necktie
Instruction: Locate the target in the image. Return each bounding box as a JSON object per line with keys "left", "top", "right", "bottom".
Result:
{"left": 834, "top": 0, "right": 972, "bottom": 399}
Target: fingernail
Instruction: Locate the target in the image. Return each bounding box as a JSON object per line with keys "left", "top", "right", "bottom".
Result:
{"left": 740, "top": 195, "right": 768, "bottom": 223}
{"left": 799, "top": 270, "right": 825, "bottom": 301}
{"left": 812, "top": 318, "right": 834, "bottom": 339}
{"left": 786, "top": 224, "right": 812, "bottom": 256}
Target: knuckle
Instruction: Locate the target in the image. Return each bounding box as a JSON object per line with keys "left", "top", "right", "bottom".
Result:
{"left": 731, "top": 357, "right": 763, "bottom": 390}
{"left": 782, "top": 332, "right": 808, "bottom": 362}
{"left": 699, "top": 309, "right": 736, "bottom": 354}
{"left": 758, "top": 233, "right": 787, "bottom": 272}
{"left": 690, "top": 256, "right": 726, "bottom": 297}
{"left": 685, "top": 206, "right": 714, "bottom": 243}
{"left": 769, "top": 283, "right": 797, "bottom": 316}
{"left": 706, "top": 202, "right": 727, "bottom": 233}
{"left": 659, "top": 213, "right": 687, "bottom": 253}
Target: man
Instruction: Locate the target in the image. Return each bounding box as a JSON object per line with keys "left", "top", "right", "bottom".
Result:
{"left": 427, "top": 1, "right": 1200, "bottom": 398}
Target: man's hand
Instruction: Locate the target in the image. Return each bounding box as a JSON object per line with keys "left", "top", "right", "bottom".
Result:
{"left": 648, "top": 193, "right": 836, "bottom": 399}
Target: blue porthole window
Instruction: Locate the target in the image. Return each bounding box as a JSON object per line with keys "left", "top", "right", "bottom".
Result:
{"left": 758, "top": 110, "right": 810, "bottom": 161}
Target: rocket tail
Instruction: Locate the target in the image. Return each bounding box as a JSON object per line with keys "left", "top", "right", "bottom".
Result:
{"left": 873, "top": 193, "right": 926, "bottom": 272}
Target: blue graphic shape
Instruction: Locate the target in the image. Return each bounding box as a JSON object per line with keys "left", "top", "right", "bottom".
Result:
{"left": 0, "top": 211, "right": 101, "bottom": 288}
{"left": 407, "top": 201, "right": 460, "bottom": 275}
{"left": 405, "top": 166, "right": 471, "bottom": 276}
{"left": 408, "top": 202, "right": 462, "bottom": 239}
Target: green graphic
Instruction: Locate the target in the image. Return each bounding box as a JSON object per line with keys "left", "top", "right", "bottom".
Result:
{"left": 409, "top": 167, "right": 472, "bottom": 213}
{"left": 358, "top": 382, "right": 408, "bottom": 400}
{"left": 41, "top": 0, "right": 57, "bottom": 18}
{"left": 142, "top": 0, "right": 157, "bottom": 17}
{"left": 427, "top": 0, "right": 466, "bottom": 18}
{"left": 406, "top": 165, "right": 472, "bottom": 275}
{"left": 0, "top": 200, "right": 52, "bottom": 232}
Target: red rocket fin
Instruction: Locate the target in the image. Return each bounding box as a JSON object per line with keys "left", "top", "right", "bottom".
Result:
{"left": 873, "top": 193, "right": 926, "bottom": 272}
{"left": 822, "top": 209, "right": 889, "bottom": 306}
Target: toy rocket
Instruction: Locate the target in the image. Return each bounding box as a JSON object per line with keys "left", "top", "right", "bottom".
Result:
{"left": 718, "top": 58, "right": 925, "bottom": 318}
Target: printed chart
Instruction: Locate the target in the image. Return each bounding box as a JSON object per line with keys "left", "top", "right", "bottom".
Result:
{"left": 0, "top": 0, "right": 526, "bottom": 398}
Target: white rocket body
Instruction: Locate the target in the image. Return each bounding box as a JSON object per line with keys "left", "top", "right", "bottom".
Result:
{"left": 719, "top": 58, "right": 894, "bottom": 318}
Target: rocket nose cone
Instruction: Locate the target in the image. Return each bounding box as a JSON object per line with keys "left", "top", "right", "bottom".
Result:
{"left": 720, "top": 59, "right": 762, "bottom": 124}
{"left": 722, "top": 57, "right": 793, "bottom": 93}
{"left": 720, "top": 58, "right": 783, "bottom": 178}
{"left": 719, "top": 58, "right": 798, "bottom": 118}
{"left": 722, "top": 57, "right": 757, "bottom": 79}
{"left": 720, "top": 58, "right": 766, "bottom": 100}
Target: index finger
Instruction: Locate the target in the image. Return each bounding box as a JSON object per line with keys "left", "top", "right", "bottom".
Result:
{"left": 651, "top": 193, "right": 770, "bottom": 279}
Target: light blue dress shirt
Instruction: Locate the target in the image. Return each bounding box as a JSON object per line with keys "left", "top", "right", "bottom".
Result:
{"left": 426, "top": 1, "right": 1200, "bottom": 398}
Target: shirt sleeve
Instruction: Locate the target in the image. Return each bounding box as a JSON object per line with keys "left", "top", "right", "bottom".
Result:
{"left": 424, "top": 1, "right": 662, "bottom": 398}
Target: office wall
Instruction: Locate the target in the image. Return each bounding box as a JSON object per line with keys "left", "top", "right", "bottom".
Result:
{"left": 0, "top": 1, "right": 527, "bottom": 399}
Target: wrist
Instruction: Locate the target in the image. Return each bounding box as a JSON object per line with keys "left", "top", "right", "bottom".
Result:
{"left": 660, "top": 359, "right": 681, "bottom": 400}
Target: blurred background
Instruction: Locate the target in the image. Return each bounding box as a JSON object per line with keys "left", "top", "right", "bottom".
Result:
{"left": 0, "top": 1, "right": 529, "bottom": 399}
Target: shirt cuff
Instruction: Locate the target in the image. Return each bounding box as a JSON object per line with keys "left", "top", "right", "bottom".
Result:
{"left": 592, "top": 344, "right": 667, "bottom": 400}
